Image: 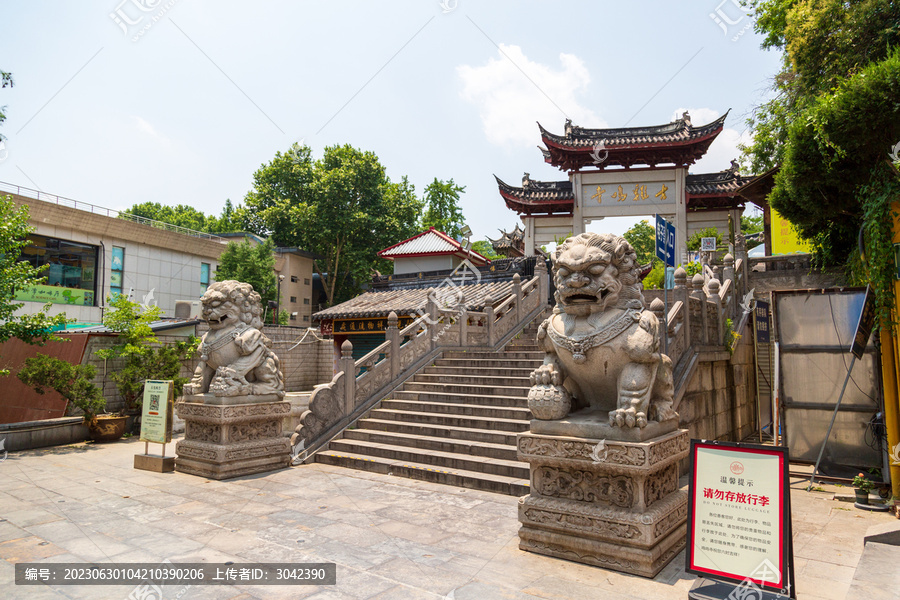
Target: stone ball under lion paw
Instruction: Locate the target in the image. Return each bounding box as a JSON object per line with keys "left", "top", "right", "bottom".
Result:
{"left": 609, "top": 407, "right": 648, "bottom": 428}
{"left": 527, "top": 383, "right": 572, "bottom": 420}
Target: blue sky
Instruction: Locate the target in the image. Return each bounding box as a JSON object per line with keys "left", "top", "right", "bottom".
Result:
{"left": 0, "top": 1, "right": 780, "bottom": 244}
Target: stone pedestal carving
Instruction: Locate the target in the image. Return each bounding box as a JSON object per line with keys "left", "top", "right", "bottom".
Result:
{"left": 517, "top": 418, "right": 689, "bottom": 578}
{"left": 175, "top": 397, "right": 291, "bottom": 479}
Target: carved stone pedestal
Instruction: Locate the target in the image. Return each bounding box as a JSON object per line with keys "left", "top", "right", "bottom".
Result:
{"left": 517, "top": 422, "right": 690, "bottom": 578}
{"left": 175, "top": 397, "right": 291, "bottom": 480}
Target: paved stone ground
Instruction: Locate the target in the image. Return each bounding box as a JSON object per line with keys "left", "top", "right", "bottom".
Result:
{"left": 0, "top": 436, "right": 897, "bottom": 600}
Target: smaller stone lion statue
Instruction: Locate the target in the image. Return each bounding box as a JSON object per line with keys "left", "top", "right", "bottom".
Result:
{"left": 183, "top": 280, "right": 285, "bottom": 399}
{"left": 530, "top": 233, "right": 676, "bottom": 428}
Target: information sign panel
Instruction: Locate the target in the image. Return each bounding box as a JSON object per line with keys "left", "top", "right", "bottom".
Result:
{"left": 655, "top": 214, "right": 676, "bottom": 267}
{"left": 686, "top": 440, "right": 794, "bottom": 597}
{"left": 700, "top": 237, "right": 717, "bottom": 252}
{"left": 140, "top": 380, "right": 174, "bottom": 444}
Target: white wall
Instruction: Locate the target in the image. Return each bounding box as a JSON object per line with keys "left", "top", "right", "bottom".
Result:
{"left": 392, "top": 255, "right": 456, "bottom": 275}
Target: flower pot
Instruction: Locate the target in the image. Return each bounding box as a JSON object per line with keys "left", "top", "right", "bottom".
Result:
{"left": 88, "top": 415, "right": 127, "bottom": 442}
{"left": 854, "top": 488, "right": 870, "bottom": 505}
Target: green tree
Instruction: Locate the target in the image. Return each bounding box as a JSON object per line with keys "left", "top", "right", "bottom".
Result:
{"left": 95, "top": 294, "right": 197, "bottom": 410}
{"left": 741, "top": 213, "right": 764, "bottom": 249}
{"left": 243, "top": 143, "right": 423, "bottom": 306}
{"left": 471, "top": 240, "right": 501, "bottom": 260}
{"left": 623, "top": 220, "right": 656, "bottom": 265}
{"left": 18, "top": 355, "right": 105, "bottom": 424}
{"left": 0, "top": 197, "right": 70, "bottom": 375}
{"left": 687, "top": 227, "right": 723, "bottom": 252}
{"left": 215, "top": 237, "right": 278, "bottom": 312}
{"left": 744, "top": 0, "right": 900, "bottom": 317}
{"left": 120, "top": 201, "right": 244, "bottom": 234}
{"left": 0, "top": 70, "right": 12, "bottom": 140}
{"left": 421, "top": 178, "right": 466, "bottom": 239}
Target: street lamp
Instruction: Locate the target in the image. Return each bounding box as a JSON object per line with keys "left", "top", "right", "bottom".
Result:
{"left": 276, "top": 274, "right": 285, "bottom": 325}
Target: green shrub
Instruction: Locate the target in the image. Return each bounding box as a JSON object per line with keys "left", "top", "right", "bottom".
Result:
{"left": 18, "top": 354, "right": 105, "bottom": 424}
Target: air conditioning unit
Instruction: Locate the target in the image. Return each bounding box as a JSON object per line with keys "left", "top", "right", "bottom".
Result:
{"left": 175, "top": 300, "right": 202, "bottom": 319}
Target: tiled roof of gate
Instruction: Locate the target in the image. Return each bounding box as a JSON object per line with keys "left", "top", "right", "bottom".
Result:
{"left": 312, "top": 280, "right": 516, "bottom": 321}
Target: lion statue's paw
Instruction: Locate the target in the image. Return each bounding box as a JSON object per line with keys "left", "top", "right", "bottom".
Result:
{"left": 609, "top": 407, "right": 648, "bottom": 429}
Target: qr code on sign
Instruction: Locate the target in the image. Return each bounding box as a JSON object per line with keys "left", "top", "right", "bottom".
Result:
{"left": 148, "top": 393, "right": 161, "bottom": 411}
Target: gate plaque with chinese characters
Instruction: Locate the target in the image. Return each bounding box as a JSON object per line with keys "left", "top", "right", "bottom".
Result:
{"left": 686, "top": 440, "right": 795, "bottom": 599}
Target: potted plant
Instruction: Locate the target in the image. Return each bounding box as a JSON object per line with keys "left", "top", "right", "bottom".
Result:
{"left": 852, "top": 472, "right": 875, "bottom": 505}
{"left": 17, "top": 354, "right": 126, "bottom": 442}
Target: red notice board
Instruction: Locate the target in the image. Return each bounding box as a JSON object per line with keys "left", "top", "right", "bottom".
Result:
{"left": 686, "top": 440, "right": 795, "bottom": 597}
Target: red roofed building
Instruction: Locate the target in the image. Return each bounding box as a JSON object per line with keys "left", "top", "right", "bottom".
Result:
{"left": 377, "top": 227, "right": 490, "bottom": 275}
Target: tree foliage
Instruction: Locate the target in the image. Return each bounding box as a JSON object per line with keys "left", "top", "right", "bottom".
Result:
{"left": 0, "top": 196, "right": 71, "bottom": 375}
{"left": 421, "top": 178, "right": 466, "bottom": 239}
{"left": 471, "top": 240, "right": 501, "bottom": 260}
{"left": 95, "top": 294, "right": 197, "bottom": 410}
{"left": 18, "top": 355, "right": 105, "bottom": 423}
{"left": 744, "top": 0, "right": 900, "bottom": 320}
{"left": 215, "top": 237, "right": 278, "bottom": 313}
{"left": 0, "top": 69, "right": 12, "bottom": 140}
{"left": 623, "top": 220, "right": 656, "bottom": 265}
{"left": 687, "top": 227, "right": 723, "bottom": 252}
{"left": 121, "top": 200, "right": 243, "bottom": 234}
{"left": 242, "top": 143, "right": 423, "bottom": 306}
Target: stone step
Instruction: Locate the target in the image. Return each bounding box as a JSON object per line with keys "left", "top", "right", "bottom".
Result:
{"left": 315, "top": 450, "right": 529, "bottom": 496}
{"left": 401, "top": 381, "right": 529, "bottom": 398}
{"left": 391, "top": 390, "right": 527, "bottom": 408}
{"left": 367, "top": 408, "right": 530, "bottom": 432}
{"left": 381, "top": 399, "right": 530, "bottom": 421}
{"left": 433, "top": 358, "right": 543, "bottom": 369}
{"left": 422, "top": 365, "right": 536, "bottom": 378}
{"left": 443, "top": 350, "right": 544, "bottom": 360}
{"left": 411, "top": 373, "right": 532, "bottom": 387}
{"left": 342, "top": 428, "right": 519, "bottom": 461}
{"left": 356, "top": 418, "right": 519, "bottom": 446}
{"left": 326, "top": 438, "right": 529, "bottom": 479}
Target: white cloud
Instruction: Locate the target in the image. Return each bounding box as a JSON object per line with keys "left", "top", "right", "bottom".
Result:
{"left": 673, "top": 107, "right": 751, "bottom": 174}
{"left": 458, "top": 45, "right": 604, "bottom": 148}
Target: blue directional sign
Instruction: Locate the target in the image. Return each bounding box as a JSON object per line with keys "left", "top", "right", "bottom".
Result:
{"left": 655, "top": 215, "right": 676, "bottom": 267}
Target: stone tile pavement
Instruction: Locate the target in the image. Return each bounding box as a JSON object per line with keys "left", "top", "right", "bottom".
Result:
{"left": 0, "top": 436, "right": 897, "bottom": 599}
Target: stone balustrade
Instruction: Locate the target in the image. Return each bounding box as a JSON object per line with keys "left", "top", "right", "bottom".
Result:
{"left": 291, "top": 265, "right": 550, "bottom": 458}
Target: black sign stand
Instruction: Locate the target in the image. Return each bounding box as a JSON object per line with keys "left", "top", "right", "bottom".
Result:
{"left": 686, "top": 440, "right": 796, "bottom": 599}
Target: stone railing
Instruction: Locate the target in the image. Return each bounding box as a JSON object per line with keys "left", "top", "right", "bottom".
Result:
{"left": 291, "top": 267, "right": 550, "bottom": 458}
{"left": 648, "top": 253, "right": 750, "bottom": 378}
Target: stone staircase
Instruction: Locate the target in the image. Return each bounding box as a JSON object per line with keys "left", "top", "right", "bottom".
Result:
{"left": 315, "top": 318, "right": 545, "bottom": 496}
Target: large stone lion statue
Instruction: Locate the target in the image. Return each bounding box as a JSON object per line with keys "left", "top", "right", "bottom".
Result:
{"left": 183, "top": 280, "right": 285, "bottom": 399}
{"left": 530, "top": 233, "right": 675, "bottom": 428}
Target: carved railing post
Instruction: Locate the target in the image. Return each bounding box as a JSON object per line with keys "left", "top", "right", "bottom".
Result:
{"left": 535, "top": 258, "right": 549, "bottom": 305}
{"left": 484, "top": 295, "right": 494, "bottom": 345}
{"left": 457, "top": 290, "right": 467, "bottom": 347}
{"left": 427, "top": 297, "right": 438, "bottom": 349}
{"left": 513, "top": 273, "right": 522, "bottom": 324}
{"left": 340, "top": 340, "right": 355, "bottom": 416}
{"left": 650, "top": 297, "right": 665, "bottom": 349}
{"left": 691, "top": 273, "right": 707, "bottom": 344}
{"left": 707, "top": 278, "right": 724, "bottom": 345}
{"left": 387, "top": 311, "right": 399, "bottom": 379}
{"left": 674, "top": 266, "right": 688, "bottom": 351}
{"left": 723, "top": 253, "right": 735, "bottom": 317}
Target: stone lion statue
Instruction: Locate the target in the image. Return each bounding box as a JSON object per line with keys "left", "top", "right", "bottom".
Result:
{"left": 530, "top": 233, "right": 675, "bottom": 428}
{"left": 183, "top": 280, "right": 285, "bottom": 399}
